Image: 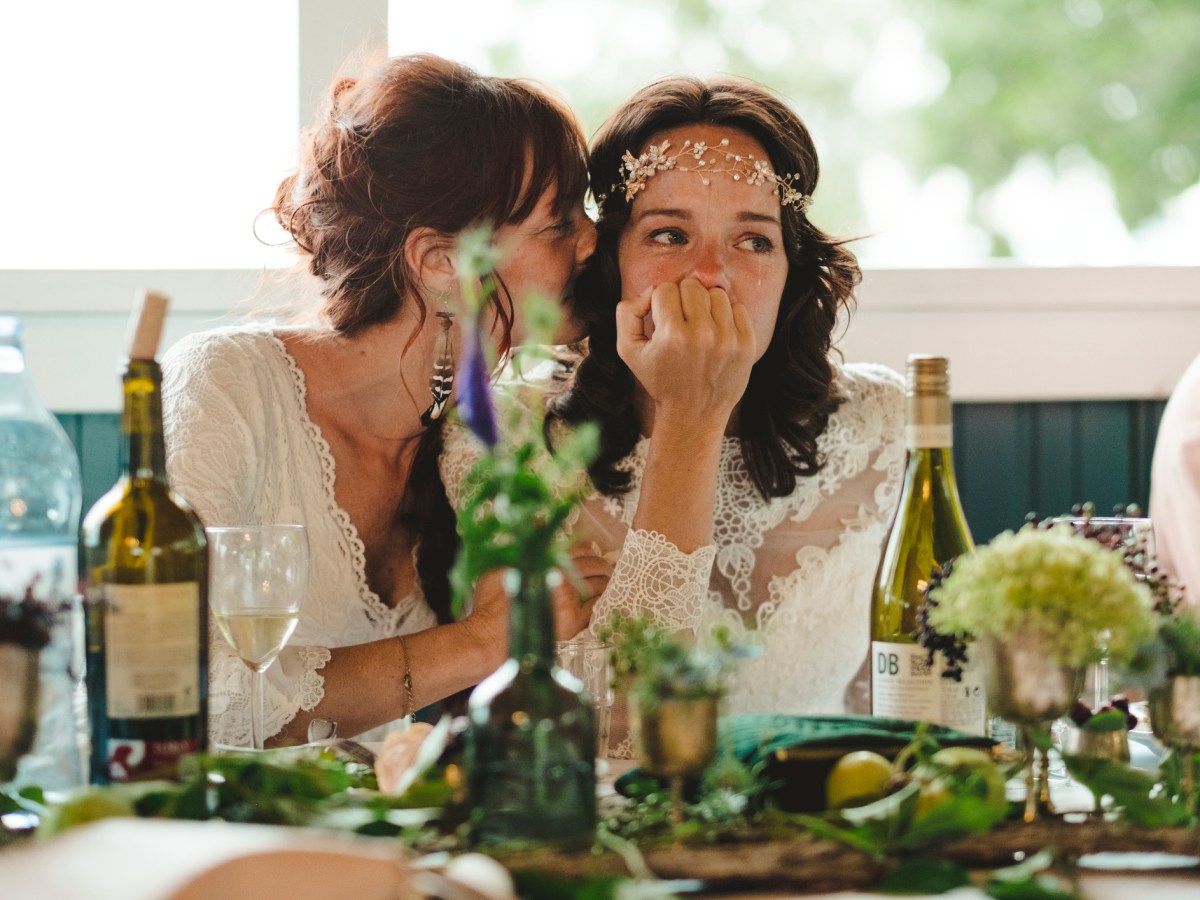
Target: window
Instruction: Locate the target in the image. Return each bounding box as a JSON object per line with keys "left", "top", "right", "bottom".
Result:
{"left": 0, "top": 1, "right": 298, "bottom": 269}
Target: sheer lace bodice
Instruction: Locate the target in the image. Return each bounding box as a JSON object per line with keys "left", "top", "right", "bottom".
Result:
{"left": 162, "top": 327, "right": 438, "bottom": 746}
{"left": 441, "top": 361, "right": 904, "bottom": 747}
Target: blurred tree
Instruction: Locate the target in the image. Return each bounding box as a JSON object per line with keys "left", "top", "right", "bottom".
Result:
{"left": 907, "top": 0, "right": 1200, "bottom": 244}
{"left": 446, "top": 0, "right": 1197, "bottom": 261}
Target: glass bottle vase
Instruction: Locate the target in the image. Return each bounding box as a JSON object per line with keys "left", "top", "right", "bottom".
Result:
{"left": 465, "top": 569, "right": 596, "bottom": 846}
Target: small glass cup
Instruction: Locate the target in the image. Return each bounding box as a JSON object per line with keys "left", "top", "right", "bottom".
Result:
{"left": 554, "top": 638, "right": 612, "bottom": 759}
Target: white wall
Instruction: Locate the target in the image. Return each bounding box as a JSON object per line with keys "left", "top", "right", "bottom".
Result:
{"left": 2, "top": 265, "right": 1198, "bottom": 411}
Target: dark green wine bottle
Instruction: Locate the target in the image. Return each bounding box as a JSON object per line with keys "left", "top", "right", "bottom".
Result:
{"left": 82, "top": 292, "right": 208, "bottom": 783}
{"left": 870, "top": 354, "right": 985, "bottom": 734}
{"left": 465, "top": 569, "right": 595, "bottom": 845}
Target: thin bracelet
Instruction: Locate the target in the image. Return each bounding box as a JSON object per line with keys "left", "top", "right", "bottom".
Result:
{"left": 399, "top": 634, "right": 416, "bottom": 722}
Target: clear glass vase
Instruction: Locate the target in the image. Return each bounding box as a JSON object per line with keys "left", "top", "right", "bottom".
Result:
{"left": 465, "top": 569, "right": 596, "bottom": 846}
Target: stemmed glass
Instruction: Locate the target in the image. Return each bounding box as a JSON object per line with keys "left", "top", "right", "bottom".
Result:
{"left": 1052, "top": 515, "right": 1155, "bottom": 711}
{"left": 207, "top": 525, "right": 309, "bottom": 750}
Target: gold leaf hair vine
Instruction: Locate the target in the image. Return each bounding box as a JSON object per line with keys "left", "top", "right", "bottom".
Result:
{"left": 602, "top": 138, "right": 811, "bottom": 212}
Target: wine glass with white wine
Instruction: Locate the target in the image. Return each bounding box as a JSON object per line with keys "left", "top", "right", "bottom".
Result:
{"left": 207, "top": 525, "right": 309, "bottom": 750}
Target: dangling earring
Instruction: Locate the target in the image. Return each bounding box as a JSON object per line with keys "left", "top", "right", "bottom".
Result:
{"left": 420, "top": 298, "right": 455, "bottom": 426}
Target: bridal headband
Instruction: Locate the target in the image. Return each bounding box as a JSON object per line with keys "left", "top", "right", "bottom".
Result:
{"left": 601, "top": 138, "right": 811, "bottom": 212}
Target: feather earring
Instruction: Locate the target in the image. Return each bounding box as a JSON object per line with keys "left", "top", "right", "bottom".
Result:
{"left": 420, "top": 305, "right": 456, "bottom": 426}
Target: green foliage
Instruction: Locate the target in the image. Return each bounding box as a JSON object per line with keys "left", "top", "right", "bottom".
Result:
{"left": 447, "top": 227, "right": 599, "bottom": 618}
{"left": 878, "top": 856, "right": 970, "bottom": 894}
{"left": 986, "top": 849, "right": 1082, "bottom": 900}
{"left": 1159, "top": 609, "right": 1200, "bottom": 677}
{"left": 597, "top": 613, "right": 741, "bottom": 708}
{"left": 907, "top": 0, "right": 1200, "bottom": 234}
{"left": 1063, "top": 753, "right": 1191, "bottom": 826}
{"left": 17, "top": 750, "right": 449, "bottom": 841}
{"left": 450, "top": 422, "right": 597, "bottom": 618}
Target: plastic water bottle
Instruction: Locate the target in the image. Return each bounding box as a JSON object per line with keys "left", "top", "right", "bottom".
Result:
{"left": 0, "top": 318, "right": 85, "bottom": 790}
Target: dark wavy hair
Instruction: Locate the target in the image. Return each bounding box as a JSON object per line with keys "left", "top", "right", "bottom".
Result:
{"left": 273, "top": 53, "right": 588, "bottom": 623}
{"left": 548, "top": 75, "right": 861, "bottom": 502}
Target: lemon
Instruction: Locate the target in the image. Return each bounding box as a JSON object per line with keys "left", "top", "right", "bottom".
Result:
{"left": 927, "top": 746, "right": 1007, "bottom": 810}
{"left": 825, "top": 750, "right": 893, "bottom": 809}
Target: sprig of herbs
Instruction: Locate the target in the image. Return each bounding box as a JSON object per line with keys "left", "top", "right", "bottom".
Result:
{"left": 448, "top": 227, "right": 598, "bottom": 617}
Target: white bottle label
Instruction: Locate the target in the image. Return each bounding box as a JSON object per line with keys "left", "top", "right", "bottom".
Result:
{"left": 104, "top": 583, "right": 201, "bottom": 719}
{"left": 871, "top": 641, "right": 986, "bottom": 735}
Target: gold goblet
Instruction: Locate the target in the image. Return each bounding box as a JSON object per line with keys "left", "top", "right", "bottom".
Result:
{"left": 630, "top": 695, "right": 719, "bottom": 825}
{"left": 979, "top": 630, "right": 1083, "bottom": 822}
{"left": 1150, "top": 675, "right": 1200, "bottom": 813}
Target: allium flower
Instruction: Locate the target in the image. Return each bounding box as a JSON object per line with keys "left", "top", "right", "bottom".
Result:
{"left": 456, "top": 323, "right": 497, "bottom": 449}
{"left": 928, "top": 523, "right": 1157, "bottom": 669}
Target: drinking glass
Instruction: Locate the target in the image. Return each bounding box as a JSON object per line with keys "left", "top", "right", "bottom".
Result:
{"left": 554, "top": 638, "right": 612, "bottom": 759}
{"left": 207, "top": 525, "right": 310, "bottom": 750}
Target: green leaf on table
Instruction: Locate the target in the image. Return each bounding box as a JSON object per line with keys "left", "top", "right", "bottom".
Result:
{"left": 0, "top": 785, "right": 46, "bottom": 815}
{"left": 511, "top": 870, "right": 627, "bottom": 900}
{"left": 794, "top": 813, "right": 888, "bottom": 857}
{"left": 877, "top": 856, "right": 970, "bottom": 894}
{"left": 1063, "top": 754, "right": 1191, "bottom": 827}
{"left": 895, "top": 792, "right": 1008, "bottom": 850}
{"left": 986, "top": 849, "right": 1081, "bottom": 900}
{"left": 1079, "top": 709, "right": 1128, "bottom": 733}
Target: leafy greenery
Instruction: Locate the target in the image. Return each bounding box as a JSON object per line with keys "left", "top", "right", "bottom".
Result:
{"left": 907, "top": 0, "right": 1200, "bottom": 239}
{"left": 448, "top": 229, "right": 598, "bottom": 617}
{"left": 472, "top": 1, "right": 1199, "bottom": 259}
{"left": 597, "top": 613, "right": 743, "bottom": 708}
{"left": 1, "top": 751, "right": 449, "bottom": 842}
{"left": 1063, "top": 753, "right": 1191, "bottom": 827}
{"left": 1157, "top": 608, "right": 1200, "bottom": 677}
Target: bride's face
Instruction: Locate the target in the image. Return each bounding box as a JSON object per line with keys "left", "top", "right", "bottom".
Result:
{"left": 615, "top": 124, "right": 789, "bottom": 361}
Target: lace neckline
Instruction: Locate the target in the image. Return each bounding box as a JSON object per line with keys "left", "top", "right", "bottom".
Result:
{"left": 264, "top": 331, "right": 418, "bottom": 622}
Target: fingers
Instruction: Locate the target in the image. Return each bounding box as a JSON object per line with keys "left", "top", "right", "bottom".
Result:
{"left": 615, "top": 288, "right": 653, "bottom": 346}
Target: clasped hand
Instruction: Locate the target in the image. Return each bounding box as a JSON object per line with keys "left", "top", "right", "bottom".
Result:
{"left": 616, "top": 278, "right": 757, "bottom": 428}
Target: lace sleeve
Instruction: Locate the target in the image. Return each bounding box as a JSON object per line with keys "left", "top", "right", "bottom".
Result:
{"left": 438, "top": 417, "right": 488, "bottom": 512}
{"left": 590, "top": 528, "right": 716, "bottom": 635}
{"left": 161, "top": 330, "right": 330, "bottom": 744}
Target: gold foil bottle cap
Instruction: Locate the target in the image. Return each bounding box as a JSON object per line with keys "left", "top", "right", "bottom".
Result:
{"left": 905, "top": 354, "right": 950, "bottom": 397}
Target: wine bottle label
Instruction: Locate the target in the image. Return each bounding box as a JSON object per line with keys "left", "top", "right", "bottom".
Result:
{"left": 105, "top": 738, "right": 200, "bottom": 782}
{"left": 905, "top": 424, "right": 953, "bottom": 448}
{"left": 870, "top": 641, "right": 986, "bottom": 735}
{"left": 103, "top": 582, "right": 201, "bottom": 719}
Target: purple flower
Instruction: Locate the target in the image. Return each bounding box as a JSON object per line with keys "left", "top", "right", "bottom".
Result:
{"left": 457, "top": 323, "right": 497, "bottom": 448}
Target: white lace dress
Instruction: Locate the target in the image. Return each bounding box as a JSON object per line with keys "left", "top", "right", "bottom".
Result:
{"left": 161, "top": 327, "right": 439, "bottom": 746}
{"left": 441, "top": 361, "right": 904, "bottom": 752}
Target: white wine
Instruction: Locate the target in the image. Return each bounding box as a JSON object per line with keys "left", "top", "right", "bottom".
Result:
{"left": 870, "top": 354, "right": 985, "bottom": 734}
{"left": 82, "top": 292, "right": 208, "bottom": 782}
{"left": 214, "top": 610, "right": 300, "bottom": 673}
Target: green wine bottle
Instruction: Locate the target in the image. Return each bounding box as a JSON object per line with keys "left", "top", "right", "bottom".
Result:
{"left": 82, "top": 292, "right": 208, "bottom": 783}
{"left": 870, "top": 354, "right": 985, "bottom": 734}
{"left": 465, "top": 569, "right": 595, "bottom": 846}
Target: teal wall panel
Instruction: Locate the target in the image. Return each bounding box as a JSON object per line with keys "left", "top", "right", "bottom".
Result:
{"left": 56, "top": 399, "right": 1171, "bottom": 545}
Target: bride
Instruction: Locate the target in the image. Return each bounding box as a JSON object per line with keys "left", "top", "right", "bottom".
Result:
{"left": 443, "top": 74, "right": 905, "bottom": 754}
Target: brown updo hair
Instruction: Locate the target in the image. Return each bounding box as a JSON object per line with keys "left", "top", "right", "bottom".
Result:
{"left": 274, "top": 53, "right": 588, "bottom": 340}
{"left": 273, "top": 54, "right": 587, "bottom": 627}
{"left": 550, "top": 75, "right": 861, "bottom": 502}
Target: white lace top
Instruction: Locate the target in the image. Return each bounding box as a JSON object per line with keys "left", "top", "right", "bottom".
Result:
{"left": 441, "top": 361, "right": 904, "bottom": 751}
{"left": 161, "top": 327, "right": 438, "bottom": 746}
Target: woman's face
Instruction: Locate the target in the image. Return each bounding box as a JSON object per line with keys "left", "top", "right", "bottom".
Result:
{"left": 616, "top": 124, "right": 789, "bottom": 360}
{"left": 492, "top": 182, "right": 597, "bottom": 344}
